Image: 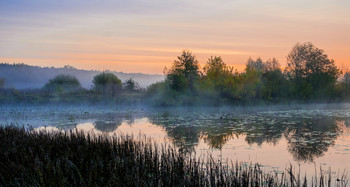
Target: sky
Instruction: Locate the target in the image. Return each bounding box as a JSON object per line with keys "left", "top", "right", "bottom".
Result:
{"left": 0, "top": 0, "right": 349, "bottom": 74}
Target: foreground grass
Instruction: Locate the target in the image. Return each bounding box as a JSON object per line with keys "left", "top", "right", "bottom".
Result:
{"left": 0, "top": 126, "right": 347, "bottom": 187}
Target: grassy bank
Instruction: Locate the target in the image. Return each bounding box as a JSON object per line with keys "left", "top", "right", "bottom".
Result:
{"left": 0, "top": 126, "right": 347, "bottom": 186}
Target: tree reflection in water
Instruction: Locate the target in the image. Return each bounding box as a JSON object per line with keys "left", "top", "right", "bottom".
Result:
{"left": 94, "top": 119, "right": 123, "bottom": 132}
{"left": 284, "top": 116, "right": 340, "bottom": 162}
{"left": 148, "top": 111, "right": 348, "bottom": 162}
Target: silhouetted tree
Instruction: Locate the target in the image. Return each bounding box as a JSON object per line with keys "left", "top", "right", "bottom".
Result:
{"left": 93, "top": 72, "right": 122, "bottom": 97}
{"left": 240, "top": 57, "right": 288, "bottom": 101}
{"left": 343, "top": 72, "right": 350, "bottom": 88}
{"left": 123, "top": 78, "right": 139, "bottom": 91}
{"left": 285, "top": 42, "right": 340, "bottom": 99}
{"left": 246, "top": 57, "right": 266, "bottom": 72}
{"left": 242, "top": 58, "right": 264, "bottom": 100}
{"left": 261, "top": 58, "right": 287, "bottom": 99}
{"left": 165, "top": 50, "right": 200, "bottom": 92}
{"left": 337, "top": 71, "right": 350, "bottom": 99}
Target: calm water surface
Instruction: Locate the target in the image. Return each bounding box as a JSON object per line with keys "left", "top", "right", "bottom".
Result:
{"left": 1, "top": 105, "right": 350, "bottom": 180}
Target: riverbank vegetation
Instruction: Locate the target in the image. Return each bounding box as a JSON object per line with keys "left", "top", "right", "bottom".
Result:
{"left": 1, "top": 125, "right": 347, "bottom": 186}
{"left": 1, "top": 42, "right": 350, "bottom": 106}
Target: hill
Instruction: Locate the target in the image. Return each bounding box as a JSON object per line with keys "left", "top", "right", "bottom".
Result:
{"left": 0, "top": 63, "right": 164, "bottom": 89}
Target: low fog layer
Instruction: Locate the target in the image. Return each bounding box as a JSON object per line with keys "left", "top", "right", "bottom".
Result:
{"left": 0, "top": 63, "right": 164, "bottom": 89}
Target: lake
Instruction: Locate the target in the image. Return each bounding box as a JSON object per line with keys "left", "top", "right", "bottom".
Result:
{"left": 1, "top": 104, "right": 349, "bottom": 182}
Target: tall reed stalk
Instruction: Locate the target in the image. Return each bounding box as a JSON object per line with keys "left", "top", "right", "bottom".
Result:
{"left": 0, "top": 126, "right": 348, "bottom": 186}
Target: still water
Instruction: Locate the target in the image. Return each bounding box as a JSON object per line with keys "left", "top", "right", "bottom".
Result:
{"left": 1, "top": 105, "right": 350, "bottom": 180}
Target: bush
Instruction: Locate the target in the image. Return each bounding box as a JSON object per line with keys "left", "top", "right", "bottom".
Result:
{"left": 93, "top": 72, "right": 122, "bottom": 97}
{"left": 42, "top": 74, "right": 82, "bottom": 94}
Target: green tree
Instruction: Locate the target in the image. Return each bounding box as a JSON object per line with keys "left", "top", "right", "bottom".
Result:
{"left": 165, "top": 50, "right": 200, "bottom": 92}
{"left": 203, "top": 56, "right": 233, "bottom": 81}
{"left": 123, "top": 78, "right": 139, "bottom": 91}
{"left": 93, "top": 72, "right": 122, "bottom": 96}
{"left": 246, "top": 57, "right": 266, "bottom": 72}
{"left": 201, "top": 56, "right": 237, "bottom": 102}
{"left": 43, "top": 74, "right": 82, "bottom": 94}
{"left": 341, "top": 72, "right": 350, "bottom": 89}
{"left": 242, "top": 58, "right": 287, "bottom": 101}
{"left": 241, "top": 67, "right": 262, "bottom": 100}
{"left": 261, "top": 58, "right": 287, "bottom": 100}
{"left": 339, "top": 71, "right": 350, "bottom": 98}
{"left": 285, "top": 42, "right": 340, "bottom": 98}
{"left": 242, "top": 58, "right": 265, "bottom": 100}
{"left": 145, "top": 81, "right": 175, "bottom": 106}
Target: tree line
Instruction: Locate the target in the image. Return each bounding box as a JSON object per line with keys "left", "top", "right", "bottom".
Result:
{"left": 147, "top": 42, "right": 349, "bottom": 106}
{"left": 1, "top": 42, "right": 350, "bottom": 105}
{"left": 0, "top": 71, "right": 141, "bottom": 104}
{"left": 42, "top": 73, "right": 139, "bottom": 96}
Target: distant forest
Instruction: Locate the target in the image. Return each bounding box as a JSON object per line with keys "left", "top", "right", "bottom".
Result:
{"left": 0, "top": 63, "right": 163, "bottom": 89}
{"left": 1, "top": 42, "right": 350, "bottom": 106}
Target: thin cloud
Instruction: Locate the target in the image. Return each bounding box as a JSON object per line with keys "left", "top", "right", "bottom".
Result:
{"left": 0, "top": 0, "right": 349, "bottom": 73}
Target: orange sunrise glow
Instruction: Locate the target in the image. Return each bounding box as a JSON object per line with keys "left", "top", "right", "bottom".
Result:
{"left": 0, "top": 0, "right": 349, "bottom": 74}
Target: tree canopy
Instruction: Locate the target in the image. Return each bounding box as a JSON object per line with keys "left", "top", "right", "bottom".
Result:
{"left": 149, "top": 42, "right": 343, "bottom": 105}
{"left": 3, "top": 42, "right": 350, "bottom": 105}
{"left": 93, "top": 72, "right": 122, "bottom": 96}
{"left": 42, "top": 74, "right": 82, "bottom": 93}
{"left": 165, "top": 50, "right": 200, "bottom": 92}
{"left": 285, "top": 42, "right": 340, "bottom": 98}
{"left": 123, "top": 78, "right": 139, "bottom": 91}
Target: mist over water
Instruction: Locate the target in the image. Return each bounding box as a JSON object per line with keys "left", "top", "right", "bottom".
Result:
{"left": 1, "top": 103, "right": 350, "bottom": 182}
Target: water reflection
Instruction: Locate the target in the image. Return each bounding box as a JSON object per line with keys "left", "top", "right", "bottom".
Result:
{"left": 18, "top": 108, "right": 349, "bottom": 167}
{"left": 147, "top": 111, "right": 347, "bottom": 162}
{"left": 94, "top": 120, "right": 122, "bottom": 132}
{"left": 284, "top": 117, "right": 340, "bottom": 162}
{"left": 5, "top": 107, "right": 349, "bottom": 181}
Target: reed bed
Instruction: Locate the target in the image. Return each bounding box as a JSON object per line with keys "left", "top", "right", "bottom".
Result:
{"left": 0, "top": 125, "right": 347, "bottom": 187}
